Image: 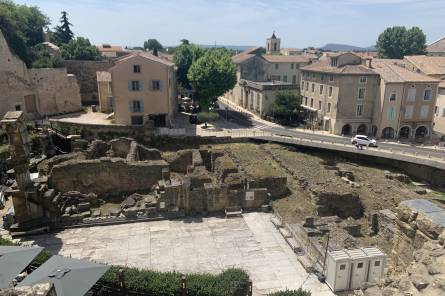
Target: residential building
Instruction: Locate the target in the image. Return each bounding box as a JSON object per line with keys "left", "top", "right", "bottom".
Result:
{"left": 280, "top": 48, "right": 303, "bottom": 56}
{"left": 372, "top": 59, "right": 440, "bottom": 140}
{"left": 0, "top": 30, "right": 82, "bottom": 119}
{"left": 96, "top": 44, "right": 127, "bottom": 58}
{"left": 263, "top": 55, "right": 312, "bottom": 84}
{"left": 266, "top": 32, "right": 281, "bottom": 55}
{"left": 426, "top": 37, "right": 445, "bottom": 57}
{"left": 403, "top": 55, "right": 445, "bottom": 136}
{"left": 96, "top": 71, "right": 113, "bottom": 113}
{"left": 107, "top": 52, "right": 176, "bottom": 126}
{"left": 300, "top": 52, "right": 380, "bottom": 135}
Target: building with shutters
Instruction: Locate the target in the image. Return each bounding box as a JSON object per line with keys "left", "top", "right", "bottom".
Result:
{"left": 104, "top": 52, "right": 177, "bottom": 126}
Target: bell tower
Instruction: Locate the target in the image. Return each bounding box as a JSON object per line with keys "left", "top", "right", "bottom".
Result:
{"left": 266, "top": 31, "right": 281, "bottom": 55}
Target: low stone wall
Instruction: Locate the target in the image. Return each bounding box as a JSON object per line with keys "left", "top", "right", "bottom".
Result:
{"left": 49, "top": 157, "right": 169, "bottom": 195}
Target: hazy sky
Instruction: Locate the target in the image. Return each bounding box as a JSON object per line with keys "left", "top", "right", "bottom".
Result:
{"left": 17, "top": 0, "right": 445, "bottom": 48}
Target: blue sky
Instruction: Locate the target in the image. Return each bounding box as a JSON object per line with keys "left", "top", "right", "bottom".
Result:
{"left": 17, "top": 0, "right": 445, "bottom": 48}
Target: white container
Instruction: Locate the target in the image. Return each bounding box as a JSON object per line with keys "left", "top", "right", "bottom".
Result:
{"left": 326, "top": 250, "right": 351, "bottom": 292}
{"left": 362, "top": 247, "right": 386, "bottom": 283}
{"left": 345, "top": 249, "right": 368, "bottom": 290}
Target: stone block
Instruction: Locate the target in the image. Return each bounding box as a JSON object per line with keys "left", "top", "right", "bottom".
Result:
{"left": 80, "top": 211, "right": 91, "bottom": 218}
{"left": 92, "top": 210, "right": 101, "bottom": 218}
{"left": 77, "top": 202, "right": 91, "bottom": 212}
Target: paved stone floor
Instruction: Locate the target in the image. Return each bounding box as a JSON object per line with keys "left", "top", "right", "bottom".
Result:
{"left": 23, "top": 213, "right": 334, "bottom": 295}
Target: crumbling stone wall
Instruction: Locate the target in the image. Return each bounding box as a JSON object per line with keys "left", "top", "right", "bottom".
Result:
{"left": 310, "top": 187, "right": 364, "bottom": 219}
{"left": 49, "top": 157, "right": 169, "bottom": 195}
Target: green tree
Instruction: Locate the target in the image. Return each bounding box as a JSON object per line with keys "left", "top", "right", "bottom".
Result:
{"left": 376, "top": 26, "right": 426, "bottom": 59}
{"left": 0, "top": 0, "right": 50, "bottom": 65}
{"left": 143, "top": 38, "right": 163, "bottom": 55}
{"left": 60, "top": 37, "right": 101, "bottom": 60}
{"left": 173, "top": 42, "right": 205, "bottom": 89}
{"left": 30, "top": 43, "right": 64, "bottom": 68}
{"left": 270, "top": 91, "right": 302, "bottom": 123}
{"left": 53, "top": 11, "right": 74, "bottom": 45}
{"left": 187, "top": 48, "right": 236, "bottom": 110}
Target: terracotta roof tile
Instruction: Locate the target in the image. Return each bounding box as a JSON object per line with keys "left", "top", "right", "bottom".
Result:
{"left": 372, "top": 60, "right": 440, "bottom": 83}
{"left": 427, "top": 37, "right": 445, "bottom": 53}
{"left": 301, "top": 61, "right": 377, "bottom": 75}
{"left": 404, "top": 55, "right": 445, "bottom": 76}
{"left": 114, "top": 52, "right": 175, "bottom": 67}
{"left": 97, "top": 44, "right": 124, "bottom": 52}
{"left": 262, "top": 55, "right": 311, "bottom": 63}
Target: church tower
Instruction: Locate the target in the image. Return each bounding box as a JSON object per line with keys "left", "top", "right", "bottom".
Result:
{"left": 266, "top": 32, "right": 281, "bottom": 55}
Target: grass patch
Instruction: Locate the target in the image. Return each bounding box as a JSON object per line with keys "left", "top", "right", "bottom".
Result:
{"left": 197, "top": 111, "right": 219, "bottom": 123}
{"left": 269, "top": 289, "right": 311, "bottom": 296}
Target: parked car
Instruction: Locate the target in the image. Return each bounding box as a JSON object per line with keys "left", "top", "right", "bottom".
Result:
{"left": 351, "top": 135, "right": 377, "bottom": 147}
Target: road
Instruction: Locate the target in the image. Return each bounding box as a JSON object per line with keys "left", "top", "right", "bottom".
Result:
{"left": 217, "top": 100, "right": 445, "bottom": 160}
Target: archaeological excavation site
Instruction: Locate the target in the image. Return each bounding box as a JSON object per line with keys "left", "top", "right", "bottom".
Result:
{"left": 1, "top": 111, "right": 445, "bottom": 296}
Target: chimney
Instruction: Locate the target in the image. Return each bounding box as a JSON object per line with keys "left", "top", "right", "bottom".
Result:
{"left": 367, "top": 58, "right": 372, "bottom": 69}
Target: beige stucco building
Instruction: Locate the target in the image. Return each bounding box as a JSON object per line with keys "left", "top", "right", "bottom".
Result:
{"left": 372, "top": 59, "right": 439, "bottom": 140}
{"left": 404, "top": 55, "right": 445, "bottom": 136}
{"left": 300, "top": 53, "right": 380, "bottom": 136}
{"left": 0, "top": 30, "right": 82, "bottom": 119}
{"left": 96, "top": 71, "right": 113, "bottom": 112}
{"left": 104, "top": 52, "right": 177, "bottom": 126}
{"left": 426, "top": 37, "right": 445, "bottom": 57}
{"left": 96, "top": 44, "right": 127, "bottom": 58}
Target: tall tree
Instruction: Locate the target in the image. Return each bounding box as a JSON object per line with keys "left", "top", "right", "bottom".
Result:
{"left": 376, "top": 26, "right": 426, "bottom": 59}
{"left": 187, "top": 48, "right": 236, "bottom": 110}
{"left": 53, "top": 11, "right": 74, "bottom": 45}
{"left": 60, "top": 37, "right": 101, "bottom": 60}
{"left": 143, "top": 39, "right": 163, "bottom": 55}
{"left": 0, "top": 0, "right": 49, "bottom": 65}
{"left": 173, "top": 42, "right": 204, "bottom": 89}
{"left": 270, "top": 91, "right": 302, "bottom": 123}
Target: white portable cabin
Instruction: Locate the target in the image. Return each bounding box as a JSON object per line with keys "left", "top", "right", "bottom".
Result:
{"left": 325, "top": 250, "right": 351, "bottom": 292}
{"left": 345, "top": 248, "right": 368, "bottom": 290}
{"left": 362, "top": 247, "right": 386, "bottom": 283}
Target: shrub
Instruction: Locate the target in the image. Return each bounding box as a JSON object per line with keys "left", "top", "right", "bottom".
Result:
{"left": 101, "top": 266, "right": 249, "bottom": 296}
{"left": 197, "top": 111, "right": 219, "bottom": 123}
{"left": 269, "top": 289, "right": 311, "bottom": 296}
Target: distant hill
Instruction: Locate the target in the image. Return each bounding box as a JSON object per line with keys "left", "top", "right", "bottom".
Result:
{"left": 198, "top": 45, "right": 255, "bottom": 52}
{"left": 319, "top": 43, "right": 376, "bottom": 52}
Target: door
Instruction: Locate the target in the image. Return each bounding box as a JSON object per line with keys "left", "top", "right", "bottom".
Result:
{"left": 367, "top": 259, "right": 382, "bottom": 283}
{"left": 335, "top": 262, "right": 349, "bottom": 291}
{"left": 350, "top": 260, "right": 367, "bottom": 289}
{"left": 24, "top": 95, "right": 38, "bottom": 113}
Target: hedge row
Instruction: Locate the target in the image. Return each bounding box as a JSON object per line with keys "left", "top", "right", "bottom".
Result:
{"left": 101, "top": 265, "right": 250, "bottom": 296}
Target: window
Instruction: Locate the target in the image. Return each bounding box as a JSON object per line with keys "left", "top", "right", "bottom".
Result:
{"left": 356, "top": 104, "right": 364, "bottom": 116}
{"left": 275, "top": 64, "right": 279, "bottom": 70}
{"left": 151, "top": 80, "right": 161, "bottom": 91}
{"left": 305, "top": 82, "right": 309, "bottom": 91}
{"left": 405, "top": 105, "right": 413, "bottom": 119}
{"left": 329, "top": 75, "right": 334, "bottom": 82}
{"left": 435, "top": 106, "right": 438, "bottom": 115}
{"left": 442, "top": 108, "right": 445, "bottom": 118}
{"left": 420, "top": 105, "right": 429, "bottom": 119}
{"left": 283, "top": 75, "right": 288, "bottom": 82}
{"left": 15, "top": 104, "right": 21, "bottom": 111}
{"left": 407, "top": 87, "right": 416, "bottom": 102}
{"left": 389, "top": 92, "right": 396, "bottom": 101}
{"left": 292, "top": 75, "right": 297, "bottom": 84}
{"left": 327, "top": 103, "right": 331, "bottom": 113}
{"left": 359, "top": 76, "right": 367, "bottom": 83}
{"left": 312, "top": 73, "right": 316, "bottom": 78}
{"left": 130, "top": 100, "right": 143, "bottom": 112}
{"left": 291, "top": 64, "right": 294, "bottom": 69}
{"left": 305, "top": 97, "right": 308, "bottom": 105}
{"left": 318, "top": 101, "right": 322, "bottom": 110}
{"left": 423, "top": 88, "right": 432, "bottom": 101}
{"left": 321, "top": 75, "right": 325, "bottom": 81}
{"left": 301, "top": 81, "right": 304, "bottom": 89}
{"left": 331, "top": 58, "right": 338, "bottom": 67}
{"left": 310, "top": 98, "right": 314, "bottom": 107}
{"left": 374, "top": 261, "right": 380, "bottom": 267}
{"left": 387, "top": 107, "right": 395, "bottom": 121}
{"left": 357, "top": 263, "right": 364, "bottom": 269}
{"left": 272, "top": 75, "right": 281, "bottom": 81}
{"left": 320, "top": 85, "right": 324, "bottom": 95}
{"left": 329, "top": 86, "right": 333, "bottom": 97}
{"left": 358, "top": 88, "right": 366, "bottom": 100}
{"left": 133, "top": 65, "right": 141, "bottom": 73}
{"left": 131, "top": 116, "right": 143, "bottom": 125}
{"left": 130, "top": 80, "right": 141, "bottom": 91}
{"left": 339, "top": 264, "right": 346, "bottom": 270}
{"left": 312, "top": 83, "right": 315, "bottom": 93}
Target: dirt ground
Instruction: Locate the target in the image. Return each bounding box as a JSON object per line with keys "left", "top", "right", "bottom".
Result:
{"left": 212, "top": 142, "right": 443, "bottom": 257}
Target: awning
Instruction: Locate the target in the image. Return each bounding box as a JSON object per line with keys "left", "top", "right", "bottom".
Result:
{"left": 19, "top": 255, "right": 109, "bottom": 296}
{"left": 300, "top": 105, "right": 318, "bottom": 112}
{"left": 0, "top": 246, "right": 44, "bottom": 288}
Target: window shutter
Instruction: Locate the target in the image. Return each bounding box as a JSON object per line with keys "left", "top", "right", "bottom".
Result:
{"left": 128, "top": 81, "right": 132, "bottom": 91}
{"left": 140, "top": 100, "right": 144, "bottom": 112}
{"left": 140, "top": 81, "right": 144, "bottom": 91}
{"left": 128, "top": 101, "right": 133, "bottom": 112}
{"left": 159, "top": 81, "right": 164, "bottom": 91}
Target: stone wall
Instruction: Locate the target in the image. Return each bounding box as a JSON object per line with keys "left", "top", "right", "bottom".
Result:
{"left": 64, "top": 60, "right": 115, "bottom": 105}
{"left": 49, "top": 157, "right": 169, "bottom": 195}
